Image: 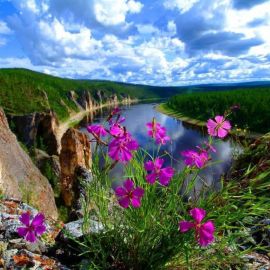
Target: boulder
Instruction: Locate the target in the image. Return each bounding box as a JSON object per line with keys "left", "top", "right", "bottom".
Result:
{"left": 60, "top": 128, "right": 91, "bottom": 207}
{"left": 0, "top": 108, "right": 58, "bottom": 219}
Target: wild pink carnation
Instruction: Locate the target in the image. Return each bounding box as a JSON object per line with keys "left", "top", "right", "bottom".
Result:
{"left": 109, "top": 123, "right": 125, "bottom": 137}
{"left": 181, "top": 149, "right": 209, "bottom": 168}
{"left": 108, "top": 133, "right": 139, "bottom": 163}
{"left": 179, "top": 208, "right": 215, "bottom": 247}
{"left": 144, "top": 158, "right": 174, "bottom": 186}
{"left": 17, "top": 212, "right": 46, "bottom": 243}
{"left": 87, "top": 124, "right": 107, "bottom": 137}
{"left": 146, "top": 119, "right": 170, "bottom": 145}
{"left": 207, "top": 116, "right": 231, "bottom": 138}
{"left": 115, "top": 179, "right": 144, "bottom": 208}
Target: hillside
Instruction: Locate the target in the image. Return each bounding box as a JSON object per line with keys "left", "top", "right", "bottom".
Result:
{"left": 0, "top": 68, "right": 185, "bottom": 121}
{"left": 1, "top": 68, "right": 270, "bottom": 122}
{"left": 166, "top": 88, "right": 270, "bottom": 134}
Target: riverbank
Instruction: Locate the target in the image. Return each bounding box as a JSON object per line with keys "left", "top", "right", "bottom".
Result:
{"left": 56, "top": 98, "right": 138, "bottom": 150}
{"left": 156, "top": 103, "right": 262, "bottom": 141}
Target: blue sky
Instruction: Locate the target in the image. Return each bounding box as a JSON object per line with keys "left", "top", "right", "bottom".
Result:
{"left": 0, "top": 0, "right": 270, "bottom": 85}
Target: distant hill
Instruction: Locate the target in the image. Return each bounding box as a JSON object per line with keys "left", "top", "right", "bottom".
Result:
{"left": 0, "top": 68, "right": 184, "bottom": 120}
{"left": 0, "top": 68, "right": 269, "bottom": 121}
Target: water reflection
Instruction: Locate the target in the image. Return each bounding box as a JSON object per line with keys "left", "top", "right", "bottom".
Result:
{"left": 79, "top": 103, "right": 240, "bottom": 192}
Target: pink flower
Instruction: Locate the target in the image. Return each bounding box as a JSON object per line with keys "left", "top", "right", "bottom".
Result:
{"left": 108, "top": 133, "right": 139, "bottom": 163}
{"left": 109, "top": 123, "right": 125, "bottom": 137}
{"left": 181, "top": 150, "right": 209, "bottom": 168}
{"left": 115, "top": 179, "right": 144, "bottom": 208}
{"left": 207, "top": 116, "right": 231, "bottom": 138}
{"left": 87, "top": 124, "right": 107, "bottom": 137}
{"left": 144, "top": 158, "right": 174, "bottom": 186}
{"left": 146, "top": 118, "right": 170, "bottom": 145}
{"left": 179, "top": 208, "right": 215, "bottom": 247}
{"left": 17, "top": 212, "right": 46, "bottom": 243}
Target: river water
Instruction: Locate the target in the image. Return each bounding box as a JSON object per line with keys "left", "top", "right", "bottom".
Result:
{"left": 79, "top": 103, "right": 240, "bottom": 193}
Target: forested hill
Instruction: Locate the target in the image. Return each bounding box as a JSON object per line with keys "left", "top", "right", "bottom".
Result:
{"left": 166, "top": 88, "right": 270, "bottom": 134}
{"left": 1, "top": 68, "right": 270, "bottom": 122}
{"left": 0, "top": 68, "right": 182, "bottom": 120}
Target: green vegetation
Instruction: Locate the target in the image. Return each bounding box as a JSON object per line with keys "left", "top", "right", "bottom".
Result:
{"left": 166, "top": 88, "right": 270, "bottom": 133}
{"left": 0, "top": 68, "right": 185, "bottom": 121}
{"left": 72, "top": 139, "right": 270, "bottom": 269}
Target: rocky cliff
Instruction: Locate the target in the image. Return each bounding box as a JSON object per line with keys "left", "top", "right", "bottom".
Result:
{"left": 59, "top": 128, "right": 91, "bottom": 207}
{"left": 8, "top": 110, "right": 59, "bottom": 155}
{"left": 0, "top": 108, "right": 58, "bottom": 219}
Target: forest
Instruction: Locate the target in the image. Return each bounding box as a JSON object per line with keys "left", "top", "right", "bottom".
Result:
{"left": 167, "top": 87, "right": 270, "bottom": 134}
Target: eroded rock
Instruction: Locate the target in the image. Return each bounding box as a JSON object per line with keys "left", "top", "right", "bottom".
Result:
{"left": 60, "top": 128, "right": 91, "bottom": 207}
{"left": 0, "top": 109, "right": 58, "bottom": 219}
{"left": 8, "top": 110, "right": 59, "bottom": 155}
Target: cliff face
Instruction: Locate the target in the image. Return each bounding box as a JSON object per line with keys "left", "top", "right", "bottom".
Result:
{"left": 0, "top": 108, "right": 58, "bottom": 219}
{"left": 60, "top": 128, "right": 91, "bottom": 207}
{"left": 8, "top": 110, "right": 59, "bottom": 155}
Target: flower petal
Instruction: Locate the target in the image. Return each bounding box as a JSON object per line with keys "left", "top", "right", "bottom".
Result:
{"left": 222, "top": 120, "right": 231, "bottom": 130}
{"left": 17, "top": 227, "right": 28, "bottom": 237}
{"left": 115, "top": 186, "right": 127, "bottom": 197}
{"left": 19, "top": 212, "right": 30, "bottom": 226}
{"left": 190, "top": 208, "right": 206, "bottom": 223}
{"left": 154, "top": 158, "right": 164, "bottom": 169}
{"left": 144, "top": 160, "right": 155, "bottom": 171}
{"left": 123, "top": 179, "right": 134, "bottom": 192}
{"left": 146, "top": 173, "right": 157, "bottom": 184}
{"left": 214, "top": 115, "right": 224, "bottom": 124}
{"left": 118, "top": 197, "right": 130, "bottom": 208}
{"left": 217, "top": 127, "right": 228, "bottom": 138}
{"left": 131, "top": 197, "right": 141, "bottom": 208}
{"left": 120, "top": 149, "right": 132, "bottom": 163}
{"left": 35, "top": 225, "right": 46, "bottom": 236}
{"left": 207, "top": 119, "right": 217, "bottom": 129}
{"left": 198, "top": 221, "right": 215, "bottom": 246}
{"left": 26, "top": 231, "right": 36, "bottom": 243}
{"left": 179, "top": 221, "right": 194, "bottom": 232}
{"left": 159, "top": 167, "right": 174, "bottom": 186}
{"left": 31, "top": 213, "right": 45, "bottom": 227}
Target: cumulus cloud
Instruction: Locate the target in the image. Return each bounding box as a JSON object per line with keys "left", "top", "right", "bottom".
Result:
{"left": 0, "top": 0, "right": 269, "bottom": 85}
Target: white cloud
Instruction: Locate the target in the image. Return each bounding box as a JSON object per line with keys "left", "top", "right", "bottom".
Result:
{"left": 164, "top": 0, "right": 199, "bottom": 13}
{"left": 93, "top": 0, "right": 143, "bottom": 26}
{"left": 0, "top": 21, "right": 12, "bottom": 34}
{"left": 1, "top": 0, "right": 270, "bottom": 85}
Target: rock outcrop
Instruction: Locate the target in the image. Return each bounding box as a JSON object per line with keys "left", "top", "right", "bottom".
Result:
{"left": 0, "top": 108, "right": 58, "bottom": 219}
{"left": 0, "top": 199, "right": 68, "bottom": 269}
{"left": 59, "top": 128, "right": 91, "bottom": 207}
{"left": 8, "top": 110, "right": 59, "bottom": 155}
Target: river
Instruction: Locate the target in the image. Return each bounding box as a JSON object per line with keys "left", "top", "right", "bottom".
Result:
{"left": 79, "top": 102, "right": 240, "bottom": 193}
